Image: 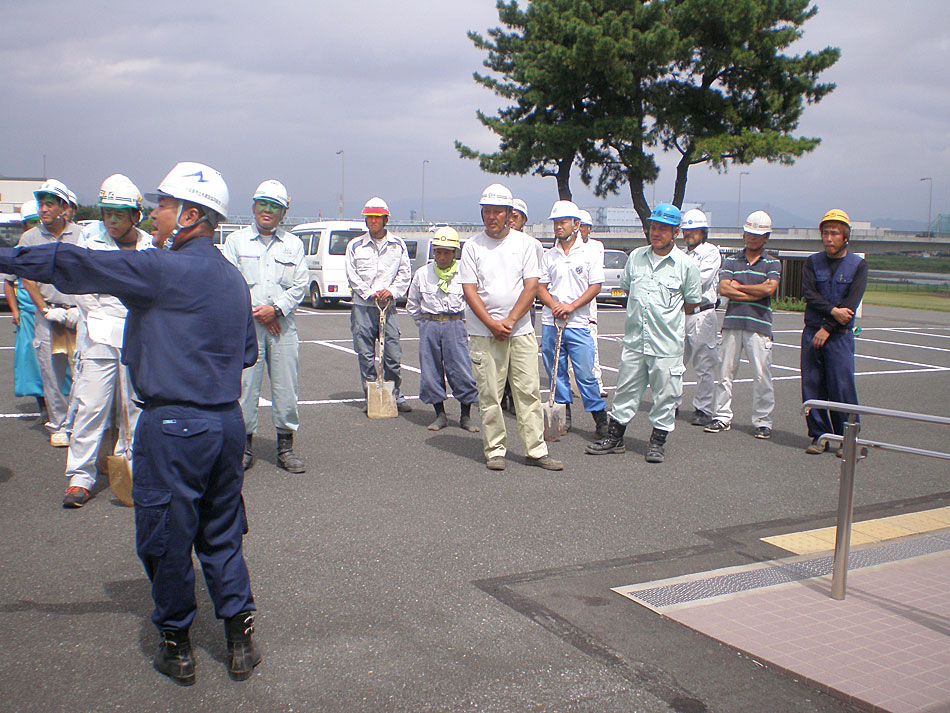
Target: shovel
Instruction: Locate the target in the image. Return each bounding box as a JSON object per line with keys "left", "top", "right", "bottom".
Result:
{"left": 106, "top": 366, "right": 134, "bottom": 507}
{"left": 543, "top": 320, "right": 568, "bottom": 441}
{"left": 366, "top": 298, "right": 398, "bottom": 418}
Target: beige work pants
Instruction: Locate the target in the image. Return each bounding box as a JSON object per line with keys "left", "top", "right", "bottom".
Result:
{"left": 469, "top": 333, "right": 547, "bottom": 460}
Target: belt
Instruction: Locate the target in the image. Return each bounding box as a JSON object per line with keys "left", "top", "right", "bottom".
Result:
{"left": 136, "top": 398, "right": 236, "bottom": 411}
{"left": 422, "top": 313, "right": 464, "bottom": 322}
{"left": 697, "top": 303, "right": 716, "bottom": 312}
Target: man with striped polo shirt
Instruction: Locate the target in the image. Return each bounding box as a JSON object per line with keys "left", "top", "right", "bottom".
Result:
{"left": 705, "top": 210, "right": 781, "bottom": 439}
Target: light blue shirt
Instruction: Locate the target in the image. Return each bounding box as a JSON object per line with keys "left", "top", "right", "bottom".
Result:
{"left": 223, "top": 226, "right": 309, "bottom": 317}
{"left": 620, "top": 245, "right": 702, "bottom": 357}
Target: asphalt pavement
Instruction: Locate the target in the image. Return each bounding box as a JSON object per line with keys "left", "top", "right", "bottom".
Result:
{"left": 0, "top": 302, "right": 947, "bottom": 713}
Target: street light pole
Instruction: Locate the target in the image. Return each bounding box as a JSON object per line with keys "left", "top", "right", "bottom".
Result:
{"left": 921, "top": 177, "right": 933, "bottom": 236}
{"left": 336, "top": 150, "right": 345, "bottom": 219}
{"left": 737, "top": 171, "right": 749, "bottom": 226}
{"left": 422, "top": 159, "right": 430, "bottom": 223}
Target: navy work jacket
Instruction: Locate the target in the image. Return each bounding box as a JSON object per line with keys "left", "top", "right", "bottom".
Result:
{"left": 803, "top": 251, "right": 863, "bottom": 330}
{"left": 0, "top": 237, "right": 257, "bottom": 406}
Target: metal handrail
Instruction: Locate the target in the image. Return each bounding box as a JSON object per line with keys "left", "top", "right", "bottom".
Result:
{"left": 801, "top": 399, "right": 950, "bottom": 600}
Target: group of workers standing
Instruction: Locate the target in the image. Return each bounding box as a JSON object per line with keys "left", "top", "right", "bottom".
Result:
{"left": 0, "top": 164, "right": 867, "bottom": 687}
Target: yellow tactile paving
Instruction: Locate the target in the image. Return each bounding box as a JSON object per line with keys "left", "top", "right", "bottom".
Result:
{"left": 762, "top": 506, "right": 950, "bottom": 554}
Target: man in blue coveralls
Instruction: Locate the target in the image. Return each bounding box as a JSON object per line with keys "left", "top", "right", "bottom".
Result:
{"left": 0, "top": 162, "right": 262, "bottom": 686}
{"left": 585, "top": 203, "right": 701, "bottom": 463}
{"left": 801, "top": 209, "right": 868, "bottom": 454}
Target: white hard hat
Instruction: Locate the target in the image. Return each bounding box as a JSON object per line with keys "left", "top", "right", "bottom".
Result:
{"left": 681, "top": 208, "right": 709, "bottom": 230}
{"left": 578, "top": 209, "right": 593, "bottom": 226}
{"left": 362, "top": 197, "right": 390, "bottom": 216}
{"left": 253, "top": 179, "right": 290, "bottom": 208}
{"left": 548, "top": 200, "right": 581, "bottom": 221}
{"left": 66, "top": 189, "right": 79, "bottom": 209}
{"left": 511, "top": 198, "right": 528, "bottom": 219}
{"left": 146, "top": 161, "right": 229, "bottom": 221}
{"left": 431, "top": 226, "right": 460, "bottom": 250}
{"left": 98, "top": 174, "right": 143, "bottom": 211}
{"left": 19, "top": 199, "right": 39, "bottom": 222}
{"left": 34, "top": 179, "right": 71, "bottom": 205}
{"left": 743, "top": 210, "right": 772, "bottom": 235}
{"left": 479, "top": 183, "right": 513, "bottom": 207}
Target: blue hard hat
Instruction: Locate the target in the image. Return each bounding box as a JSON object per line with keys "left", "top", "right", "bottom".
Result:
{"left": 649, "top": 203, "right": 681, "bottom": 226}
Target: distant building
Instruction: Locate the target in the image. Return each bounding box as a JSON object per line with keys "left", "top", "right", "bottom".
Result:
{"left": 0, "top": 175, "right": 46, "bottom": 213}
{"left": 588, "top": 203, "right": 705, "bottom": 228}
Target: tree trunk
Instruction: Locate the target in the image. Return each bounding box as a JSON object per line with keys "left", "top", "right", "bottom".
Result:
{"left": 627, "top": 171, "right": 651, "bottom": 238}
{"left": 672, "top": 153, "right": 691, "bottom": 209}
{"left": 556, "top": 156, "right": 572, "bottom": 201}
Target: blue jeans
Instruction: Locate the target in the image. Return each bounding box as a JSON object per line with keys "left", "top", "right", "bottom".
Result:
{"left": 540, "top": 325, "right": 605, "bottom": 412}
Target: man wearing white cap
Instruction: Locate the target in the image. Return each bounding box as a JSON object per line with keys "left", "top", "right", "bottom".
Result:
{"left": 17, "top": 178, "right": 81, "bottom": 446}
{"left": 460, "top": 184, "right": 562, "bottom": 471}
{"left": 676, "top": 209, "right": 722, "bottom": 427}
{"left": 538, "top": 201, "right": 608, "bottom": 437}
{"left": 224, "top": 180, "right": 308, "bottom": 472}
{"left": 706, "top": 210, "right": 781, "bottom": 439}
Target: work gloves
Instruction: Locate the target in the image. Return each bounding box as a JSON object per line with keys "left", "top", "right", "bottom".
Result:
{"left": 44, "top": 307, "right": 68, "bottom": 324}
{"left": 64, "top": 307, "right": 80, "bottom": 329}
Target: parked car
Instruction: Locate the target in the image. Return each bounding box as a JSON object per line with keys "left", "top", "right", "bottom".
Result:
{"left": 290, "top": 221, "right": 421, "bottom": 308}
{"left": 597, "top": 249, "right": 629, "bottom": 304}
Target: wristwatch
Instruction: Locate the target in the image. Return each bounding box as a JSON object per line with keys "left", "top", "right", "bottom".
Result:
{"left": 273, "top": 305, "right": 283, "bottom": 318}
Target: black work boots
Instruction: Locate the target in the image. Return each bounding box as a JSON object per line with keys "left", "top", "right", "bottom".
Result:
{"left": 277, "top": 432, "right": 306, "bottom": 473}
{"left": 225, "top": 611, "right": 262, "bottom": 681}
{"left": 645, "top": 427, "right": 668, "bottom": 464}
{"left": 154, "top": 629, "right": 196, "bottom": 686}
{"left": 242, "top": 434, "right": 254, "bottom": 471}
{"left": 585, "top": 418, "right": 626, "bottom": 454}
{"left": 592, "top": 410, "right": 609, "bottom": 439}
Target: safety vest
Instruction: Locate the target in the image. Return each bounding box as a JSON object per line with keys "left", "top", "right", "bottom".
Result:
{"left": 804, "top": 251, "right": 863, "bottom": 329}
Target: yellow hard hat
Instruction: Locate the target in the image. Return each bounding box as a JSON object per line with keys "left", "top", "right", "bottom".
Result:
{"left": 820, "top": 209, "right": 850, "bottom": 229}
{"left": 431, "top": 226, "right": 460, "bottom": 250}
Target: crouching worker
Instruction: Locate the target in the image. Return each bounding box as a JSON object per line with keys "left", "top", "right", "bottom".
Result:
{"left": 406, "top": 227, "right": 479, "bottom": 432}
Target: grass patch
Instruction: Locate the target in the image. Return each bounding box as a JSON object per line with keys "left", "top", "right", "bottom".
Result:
{"left": 865, "top": 255, "right": 950, "bottom": 273}
{"left": 773, "top": 296, "right": 806, "bottom": 312}
{"left": 862, "top": 287, "right": 950, "bottom": 312}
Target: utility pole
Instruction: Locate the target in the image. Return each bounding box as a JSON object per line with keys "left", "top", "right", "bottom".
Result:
{"left": 737, "top": 171, "right": 749, "bottom": 226}
{"left": 920, "top": 177, "right": 933, "bottom": 236}
{"left": 421, "top": 159, "right": 429, "bottom": 223}
{"left": 336, "top": 150, "right": 345, "bottom": 219}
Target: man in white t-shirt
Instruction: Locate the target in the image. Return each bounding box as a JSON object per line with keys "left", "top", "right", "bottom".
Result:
{"left": 459, "top": 184, "right": 562, "bottom": 472}
{"left": 538, "top": 201, "right": 607, "bottom": 438}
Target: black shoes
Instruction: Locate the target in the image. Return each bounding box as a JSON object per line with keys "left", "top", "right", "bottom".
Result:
{"left": 585, "top": 418, "right": 626, "bottom": 455}
{"left": 154, "top": 629, "right": 195, "bottom": 686}
{"left": 225, "top": 612, "right": 262, "bottom": 681}
{"left": 645, "top": 428, "right": 668, "bottom": 463}
{"left": 276, "top": 432, "right": 306, "bottom": 473}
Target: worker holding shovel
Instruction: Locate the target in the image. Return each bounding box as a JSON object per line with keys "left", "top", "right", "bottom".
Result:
{"left": 537, "top": 201, "right": 607, "bottom": 441}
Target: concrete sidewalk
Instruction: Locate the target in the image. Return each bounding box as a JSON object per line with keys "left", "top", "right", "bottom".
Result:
{"left": 615, "top": 533, "right": 950, "bottom": 713}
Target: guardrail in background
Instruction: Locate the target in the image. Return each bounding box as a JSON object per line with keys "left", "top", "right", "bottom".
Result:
{"left": 800, "top": 400, "right": 950, "bottom": 600}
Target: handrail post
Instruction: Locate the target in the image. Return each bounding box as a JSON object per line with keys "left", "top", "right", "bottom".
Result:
{"left": 830, "top": 415, "right": 860, "bottom": 600}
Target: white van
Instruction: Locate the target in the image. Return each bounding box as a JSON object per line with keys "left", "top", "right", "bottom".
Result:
{"left": 289, "top": 220, "right": 422, "bottom": 308}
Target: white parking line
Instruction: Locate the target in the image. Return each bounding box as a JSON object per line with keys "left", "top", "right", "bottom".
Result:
{"left": 772, "top": 341, "right": 945, "bottom": 370}
{"left": 304, "top": 339, "right": 423, "bottom": 374}
{"left": 854, "top": 336, "right": 950, "bottom": 354}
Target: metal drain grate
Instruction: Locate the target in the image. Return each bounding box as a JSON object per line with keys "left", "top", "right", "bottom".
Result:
{"left": 625, "top": 532, "right": 950, "bottom": 610}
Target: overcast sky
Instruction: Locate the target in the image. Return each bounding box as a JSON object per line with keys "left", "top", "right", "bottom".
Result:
{"left": 1, "top": 1, "right": 947, "bottom": 228}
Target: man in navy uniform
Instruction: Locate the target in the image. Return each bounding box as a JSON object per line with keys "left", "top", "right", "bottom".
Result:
{"left": 0, "top": 162, "right": 261, "bottom": 686}
{"left": 801, "top": 209, "right": 868, "bottom": 454}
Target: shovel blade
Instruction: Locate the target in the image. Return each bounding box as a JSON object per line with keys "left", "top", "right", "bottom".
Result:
{"left": 106, "top": 455, "right": 133, "bottom": 507}
{"left": 543, "top": 401, "right": 566, "bottom": 442}
{"left": 367, "top": 379, "right": 398, "bottom": 418}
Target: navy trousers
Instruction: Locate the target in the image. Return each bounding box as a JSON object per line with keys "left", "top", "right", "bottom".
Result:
{"left": 801, "top": 326, "right": 860, "bottom": 438}
{"left": 132, "top": 402, "right": 254, "bottom": 631}
{"left": 417, "top": 318, "right": 478, "bottom": 405}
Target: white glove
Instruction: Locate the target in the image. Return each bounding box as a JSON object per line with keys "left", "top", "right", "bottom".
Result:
{"left": 64, "top": 307, "right": 80, "bottom": 329}
{"left": 44, "top": 307, "right": 68, "bottom": 324}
